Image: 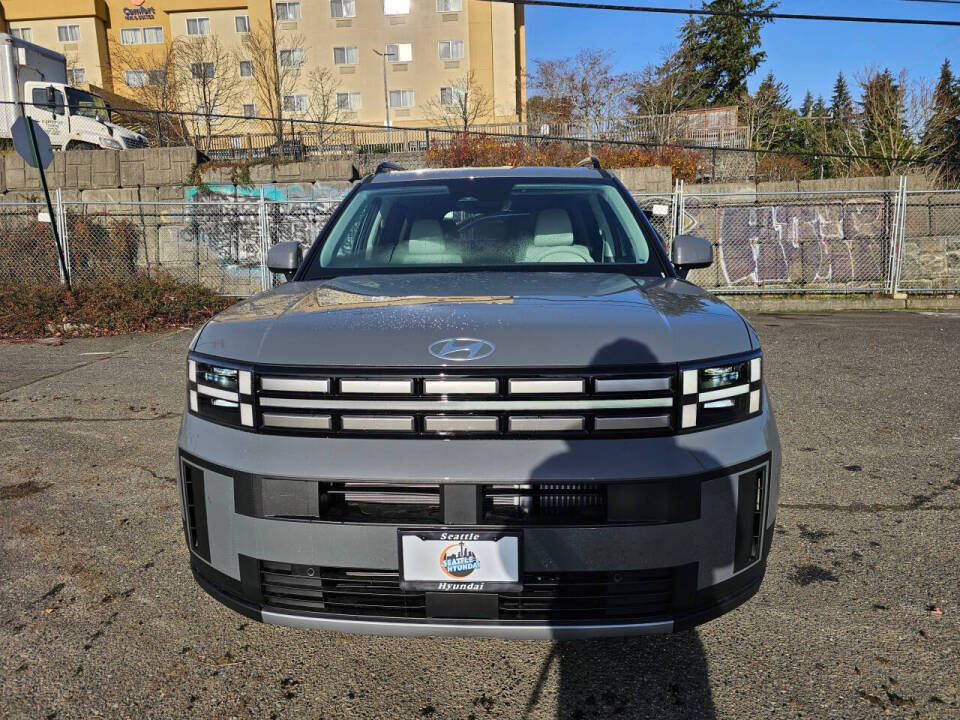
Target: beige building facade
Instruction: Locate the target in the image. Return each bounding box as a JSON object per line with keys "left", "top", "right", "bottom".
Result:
{"left": 0, "top": 0, "right": 525, "bottom": 126}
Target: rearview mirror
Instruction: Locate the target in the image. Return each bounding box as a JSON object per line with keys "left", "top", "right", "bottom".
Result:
{"left": 267, "top": 241, "right": 302, "bottom": 281}
{"left": 671, "top": 235, "right": 713, "bottom": 279}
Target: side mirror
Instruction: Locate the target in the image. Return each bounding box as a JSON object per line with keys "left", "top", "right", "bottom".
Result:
{"left": 45, "top": 87, "right": 60, "bottom": 115}
{"left": 267, "top": 241, "right": 302, "bottom": 281}
{"left": 671, "top": 235, "right": 713, "bottom": 279}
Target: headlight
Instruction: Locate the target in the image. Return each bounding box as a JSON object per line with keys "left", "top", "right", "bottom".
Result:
{"left": 187, "top": 354, "right": 254, "bottom": 427}
{"left": 679, "top": 351, "right": 762, "bottom": 430}
{"left": 100, "top": 138, "right": 123, "bottom": 150}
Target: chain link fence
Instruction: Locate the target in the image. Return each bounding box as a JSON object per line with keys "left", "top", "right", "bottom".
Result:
{"left": 1, "top": 182, "right": 957, "bottom": 296}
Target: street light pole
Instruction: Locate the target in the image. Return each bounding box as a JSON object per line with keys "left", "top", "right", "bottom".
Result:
{"left": 372, "top": 48, "right": 391, "bottom": 148}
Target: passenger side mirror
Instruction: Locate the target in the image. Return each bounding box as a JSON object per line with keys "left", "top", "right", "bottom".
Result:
{"left": 267, "top": 241, "right": 302, "bottom": 281}
{"left": 45, "top": 87, "right": 62, "bottom": 115}
{"left": 671, "top": 235, "right": 713, "bottom": 279}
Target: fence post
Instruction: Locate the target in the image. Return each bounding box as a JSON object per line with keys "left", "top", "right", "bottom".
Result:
{"left": 155, "top": 111, "right": 163, "bottom": 146}
{"left": 258, "top": 187, "right": 270, "bottom": 292}
{"left": 893, "top": 176, "right": 908, "bottom": 294}
{"left": 55, "top": 188, "right": 71, "bottom": 287}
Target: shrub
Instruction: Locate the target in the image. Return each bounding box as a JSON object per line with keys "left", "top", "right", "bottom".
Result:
{"left": 424, "top": 134, "right": 701, "bottom": 181}
{"left": 0, "top": 272, "right": 236, "bottom": 340}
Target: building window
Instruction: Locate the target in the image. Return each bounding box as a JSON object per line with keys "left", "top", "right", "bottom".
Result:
{"left": 243, "top": 103, "right": 258, "bottom": 118}
{"left": 336, "top": 92, "right": 362, "bottom": 110}
{"left": 10, "top": 27, "right": 33, "bottom": 42}
{"left": 235, "top": 15, "right": 250, "bottom": 33}
{"left": 332, "top": 46, "right": 359, "bottom": 65}
{"left": 440, "top": 87, "right": 464, "bottom": 106}
{"left": 279, "top": 49, "right": 305, "bottom": 67}
{"left": 437, "top": 0, "right": 462, "bottom": 10}
{"left": 330, "top": 0, "right": 356, "bottom": 18}
{"left": 186, "top": 17, "right": 211, "bottom": 36}
{"left": 125, "top": 70, "right": 148, "bottom": 87}
{"left": 147, "top": 69, "right": 166, "bottom": 86}
{"left": 384, "top": 0, "right": 410, "bottom": 15}
{"left": 388, "top": 89, "right": 414, "bottom": 108}
{"left": 385, "top": 43, "right": 412, "bottom": 63}
{"left": 283, "top": 94, "right": 308, "bottom": 112}
{"left": 57, "top": 25, "right": 81, "bottom": 43}
{"left": 68, "top": 68, "right": 86, "bottom": 85}
{"left": 190, "top": 62, "right": 215, "bottom": 80}
{"left": 143, "top": 27, "right": 164, "bottom": 44}
{"left": 239, "top": 60, "right": 254, "bottom": 77}
{"left": 275, "top": 2, "right": 301, "bottom": 21}
{"left": 120, "top": 28, "right": 142, "bottom": 45}
{"left": 438, "top": 40, "right": 464, "bottom": 60}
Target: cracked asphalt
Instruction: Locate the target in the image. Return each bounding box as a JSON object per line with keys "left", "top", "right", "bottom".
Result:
{"left": 1, "top": 312, "right": 958, "bottom": 719}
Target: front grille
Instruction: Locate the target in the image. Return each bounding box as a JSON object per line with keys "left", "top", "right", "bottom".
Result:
{"left": 122, "top": 136, "right": 148, "bottom": 149}
{"left": 319, "top": 481, "right": 441, "bottom": 523}
{"left": 261, "top": 562, "right": 426, "bottom": 617}
{"left": 499, "top": 569, "right": 674, "bottom": 621}
{"left": 482, "top": 483, "right": 606, "bottom": 524}
{"left": 260, "top": 562, "right": 675, "bottom": 623}
{"left": 255, "top": 368, "right": 675, "bottom": 438}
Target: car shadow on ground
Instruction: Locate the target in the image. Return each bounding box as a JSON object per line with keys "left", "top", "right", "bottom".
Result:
{"left": 520, "top": 335, "right": 730, "bottom": 719}
{"left": 548, "top": 633, "right": 716, "bottom": 719}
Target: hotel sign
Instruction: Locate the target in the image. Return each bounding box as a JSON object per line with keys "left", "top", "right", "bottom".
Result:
{"left": 124, "top": 0, "right": 156, "bottom": 20}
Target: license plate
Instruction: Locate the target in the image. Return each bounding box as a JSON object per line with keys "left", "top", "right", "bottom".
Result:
{"left": 398, "top": 529, "right": 521, "bottom": 592}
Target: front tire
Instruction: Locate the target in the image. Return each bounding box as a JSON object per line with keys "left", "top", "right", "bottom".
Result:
{"left": 66, "top": 141, "right": 99, "bottom": 151}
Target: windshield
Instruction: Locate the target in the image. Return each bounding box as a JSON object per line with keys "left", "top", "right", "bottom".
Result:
{"left": 302, "top": 178, "right": 665, "bottom": 277}
{"left": 65, "top": 88, "right": 109, "bottom": 122}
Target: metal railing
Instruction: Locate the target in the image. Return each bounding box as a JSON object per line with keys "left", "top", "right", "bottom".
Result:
{"left": 1, "top": 179, "right": 957, "bottom": 296}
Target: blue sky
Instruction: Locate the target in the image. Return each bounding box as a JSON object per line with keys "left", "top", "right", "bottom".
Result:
{"left": 523, "top": 0, "right": 960, "bottom": 108}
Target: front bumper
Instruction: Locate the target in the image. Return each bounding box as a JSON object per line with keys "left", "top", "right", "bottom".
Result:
{"left": 178, "top": 398, "right": 780, "bottom": 638}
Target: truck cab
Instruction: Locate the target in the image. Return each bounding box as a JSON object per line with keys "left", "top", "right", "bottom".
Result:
{"left": 0, "top": 33, "right": 146, "bottom": 151}
{"left": 23, "top": 82, "right": 146, "bottom": 151}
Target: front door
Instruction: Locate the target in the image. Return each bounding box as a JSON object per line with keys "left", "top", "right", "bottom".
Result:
{"left": 25, "top": 85, "right": 69, "bottom": 148}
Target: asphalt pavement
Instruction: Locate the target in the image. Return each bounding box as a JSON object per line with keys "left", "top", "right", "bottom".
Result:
{"left": 0, "top": 312, "right": 958, "bottom": 719}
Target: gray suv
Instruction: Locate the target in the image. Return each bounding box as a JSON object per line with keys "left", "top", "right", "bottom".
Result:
{"left": 178, "top": 164, "right": 780, "bottom": 638}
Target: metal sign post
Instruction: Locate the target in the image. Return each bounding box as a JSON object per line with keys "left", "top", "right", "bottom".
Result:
{"left": 11, "top": 116, "right": 69, "bottom": 289}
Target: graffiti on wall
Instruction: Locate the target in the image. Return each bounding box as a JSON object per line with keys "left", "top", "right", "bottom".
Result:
{"left": 682, "top": 198, "right": 888, "bottom": 286}
{"left": 181, "top": 182, "right": 347, "bottom": 270}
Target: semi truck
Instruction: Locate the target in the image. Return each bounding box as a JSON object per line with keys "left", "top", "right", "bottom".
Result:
{"left": 0, "top": 33, "right": 147, "bottom": 151}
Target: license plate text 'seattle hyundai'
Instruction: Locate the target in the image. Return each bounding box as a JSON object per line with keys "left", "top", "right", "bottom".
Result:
{"left": 177, "top": 164, "right": 781, "bottom": 638}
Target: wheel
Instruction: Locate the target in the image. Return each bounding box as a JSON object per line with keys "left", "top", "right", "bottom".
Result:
{"left": 67, "top": 141, "right": 99, "bottom": 151}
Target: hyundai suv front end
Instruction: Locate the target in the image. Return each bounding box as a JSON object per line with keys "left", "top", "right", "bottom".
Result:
{"left": 177, "top": 166, "right": 780, "bottom": 638}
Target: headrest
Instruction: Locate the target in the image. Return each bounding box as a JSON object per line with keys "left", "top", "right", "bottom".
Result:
{"left": 534, "top": 209, "right": 574, "bottom": 247}
{"left": 407, "top": 219, "right": 445, "bottom": 254}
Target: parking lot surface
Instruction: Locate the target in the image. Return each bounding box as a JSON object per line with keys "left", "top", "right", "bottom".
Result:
{"left": 1, "top": 312, "right": 958, "bottom": 719}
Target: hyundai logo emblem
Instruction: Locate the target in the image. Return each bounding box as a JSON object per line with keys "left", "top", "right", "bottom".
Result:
{"left": 428, "top": 338, "right": 496, "bottom": 361}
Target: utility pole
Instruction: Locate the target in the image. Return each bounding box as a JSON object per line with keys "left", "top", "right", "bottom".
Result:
{"left": 372, "top": 48, "right": 390, "bottom": 148}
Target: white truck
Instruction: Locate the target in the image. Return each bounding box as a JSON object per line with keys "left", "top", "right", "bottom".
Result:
{"left": 0, "top": 33, "right": 147, "bottom": 151}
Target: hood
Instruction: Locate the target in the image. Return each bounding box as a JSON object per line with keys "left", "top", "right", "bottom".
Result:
{"left": 105, "top": 121, "right": 144, "bottom": 141}
{"left": 195, "top": 272, "right": 753, "bottom": 367}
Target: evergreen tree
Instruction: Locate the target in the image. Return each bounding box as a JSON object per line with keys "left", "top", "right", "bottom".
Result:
{"left": 670, "top": 0, "right": 777, "bottom": 106}
{"left": 830, "top": 72, "right": 855, "bottom": 129}
{"left": 800, "top": 90, "right": 814, "bottom": 117}
{"left": 923, "top": 59, "right": 960, "bottom": 182}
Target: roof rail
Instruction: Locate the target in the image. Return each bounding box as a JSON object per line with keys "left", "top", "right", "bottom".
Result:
{"left": 375, "top": 161, "right": 406, "bottom": 174}
{"left": 576, "top": 156, "right": 602, "bottom": 169}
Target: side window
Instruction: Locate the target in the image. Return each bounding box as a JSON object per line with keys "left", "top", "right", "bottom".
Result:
{"left": 31, "top": 87, "right": 65, "bottom": 115}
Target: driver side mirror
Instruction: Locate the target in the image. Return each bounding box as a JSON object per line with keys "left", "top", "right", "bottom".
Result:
{"left": 267, "top": 241, "right": 302, "bottom": 281}
{"left": 44, "top": 87, "right": 63, "bottom": 116}
{"left": 671, "top": 235, "right": 713, "bottom": 279}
